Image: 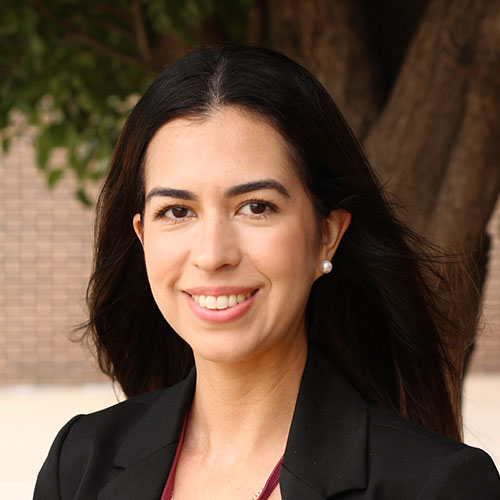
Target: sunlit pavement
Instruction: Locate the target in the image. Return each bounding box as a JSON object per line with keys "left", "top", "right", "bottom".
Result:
{"left": 0, "top": 374, "right": 498, "bottom": 500}
{"left": 0, "top": 383, "right": 121, "bottom": 500}
{"left": 462, "top": 373, "right": 500, "bottom": 468}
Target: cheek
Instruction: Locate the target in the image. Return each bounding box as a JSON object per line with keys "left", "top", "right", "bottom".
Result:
{"left": 143, "top": 230, "right": 186, "bottom": 290}
{"left": 247, "top": 216, "right": 319, "bottom": 285}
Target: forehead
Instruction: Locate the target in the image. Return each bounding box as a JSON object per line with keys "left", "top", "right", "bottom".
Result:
{"left": 144, "top": 107, "right": 300, "bottom": 189}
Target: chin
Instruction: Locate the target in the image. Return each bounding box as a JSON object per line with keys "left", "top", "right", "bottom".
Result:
{"left": 187, "top": 332, "right": 268, "bottom": 366}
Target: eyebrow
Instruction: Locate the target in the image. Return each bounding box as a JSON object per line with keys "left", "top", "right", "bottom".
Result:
{"left": 146, "top": 179, "right": 290, "bottom": 203}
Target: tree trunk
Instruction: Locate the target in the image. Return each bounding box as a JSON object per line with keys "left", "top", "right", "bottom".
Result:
{"left": 266, "top": 0, "right": 383, "bottom": 137}
{"left": 364, "top": 0, "right": 500, "bottom": 250}
{"left": 364, "top": 0, "right": 500, "bottom": 375}
{"left": 264, "top": 0, "right": 500, "bottom": 378}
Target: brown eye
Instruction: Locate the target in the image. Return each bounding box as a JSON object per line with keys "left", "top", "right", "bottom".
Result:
{"left": 249, "top": 202, "right": 266, "bottom": 214}
{"left": 238, "top": 201, "right": 277, "bottom": 218}
{"left": 171, "top": 206, "right": 188, "bottom": 218}
{"left": 156, "top": 205, "right": 195, "bottom": 222}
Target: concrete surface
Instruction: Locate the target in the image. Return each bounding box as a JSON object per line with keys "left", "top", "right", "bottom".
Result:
{"left": 0, "top": 374, "right": 498, "bottom": 500}
{"left": 462, "top": 373, "right": 500, "bottom": 467}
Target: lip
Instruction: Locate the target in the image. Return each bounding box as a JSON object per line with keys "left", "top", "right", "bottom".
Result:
{"left": 184, "top": 286, "right": 257, "bottom": 296}
{"left": 183, "top": 289, "right": 258, "bottom": 323}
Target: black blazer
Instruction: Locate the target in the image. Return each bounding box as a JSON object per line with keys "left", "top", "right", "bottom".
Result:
{"left": 34, "top": 347, "right": 500, "bottom": 499}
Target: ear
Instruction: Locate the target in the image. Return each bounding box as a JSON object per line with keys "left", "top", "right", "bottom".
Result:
{"left": 315, "top": 209, "right": 351, "bottom": 279}
{"left": 133, "top": 213, "right": 144, "bottom": 248}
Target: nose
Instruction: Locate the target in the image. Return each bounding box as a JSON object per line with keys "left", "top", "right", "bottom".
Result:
{"left": 189, "top": 212, "right": 241, "bottom": 272}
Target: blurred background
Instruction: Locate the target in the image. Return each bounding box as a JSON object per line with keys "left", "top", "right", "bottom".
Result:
{"left": 1, "top": 1, "right": 499, "bottom": 498}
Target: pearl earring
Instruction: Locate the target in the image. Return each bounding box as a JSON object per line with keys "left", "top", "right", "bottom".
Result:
{"left": 320, "top": 260, "right": 332, "bottom": 274}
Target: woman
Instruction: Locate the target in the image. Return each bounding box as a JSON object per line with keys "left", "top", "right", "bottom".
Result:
{"left": 34, "top": 45, "right": 499, "bottom": 499}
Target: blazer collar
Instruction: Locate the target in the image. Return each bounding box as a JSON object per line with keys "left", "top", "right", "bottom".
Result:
{"left": 280, "top": 346, "right": 368, "bottom": 498}
{"left": 113, "top": 369, "right": 196, "bottom": 468}
{"left": 101, "top": 346, "right": 367, "bottom": 500}
{"left": 98, "top": 371, "right": 196, "bottom": 500}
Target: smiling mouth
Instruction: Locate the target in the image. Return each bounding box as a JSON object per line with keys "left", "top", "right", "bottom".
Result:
{"left": 190, "top": 291, "right": 257, "bottom": 310}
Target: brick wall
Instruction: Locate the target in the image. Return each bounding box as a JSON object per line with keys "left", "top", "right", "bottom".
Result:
{"left": 0, "top": 134, "right": 499, "bottom": 384}
{"left": 470, "top": 195, "right": 500, "bottom": 372}
{"left": 0, "top": 133, "right": 105, "bottom": 383}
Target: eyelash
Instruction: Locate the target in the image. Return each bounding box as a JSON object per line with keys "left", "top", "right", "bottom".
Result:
{"left": 153, "top": 199, "right": 278, "bottom": 223}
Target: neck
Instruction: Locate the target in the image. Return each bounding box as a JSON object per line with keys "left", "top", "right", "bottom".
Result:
{"left": 186, "top": 337, "right": 308, "bottom": 461}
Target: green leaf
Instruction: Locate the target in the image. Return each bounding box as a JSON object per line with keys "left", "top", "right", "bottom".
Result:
{"left": 0, "top": 113, "right": 9, "bottom": 129}
{"left": 36, "top": 123, "right": 68, "bottom": 170}
{"left": 47, "top": 168, "right": 64, "bottom": 187}
{"left": 29, "top": 34, "right": 45, "bottom": 56}
{"left": 36, "top": 135, "right": 51, "bottom": 170}
{"left": 0, "top": 0, "right": 254, "bottom": 206}
{"left": 2, "top": 137, "right": 10, "bottom": 153}
{"left": 76, "top": 187, "right": 92, "bottom": 207}
{"left": 27, "top": 107, "right": 40, "bottom": 126}
{"left": 147, "top": 0, "right": 172, "bottom": 34}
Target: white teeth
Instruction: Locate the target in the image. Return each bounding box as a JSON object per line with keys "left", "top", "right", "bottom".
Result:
{"left": 216, "top": 296, "right": 228, "bottom": 309}
{"left": 206, "top": 296, "right": 217, "bottom": 309}
{"left": 192, "top": 292, "right": 254, "bottom": 310}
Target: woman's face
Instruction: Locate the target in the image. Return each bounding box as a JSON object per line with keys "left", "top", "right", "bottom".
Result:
{"left": 134, "top": 106, "right": 349, "bottom": 364}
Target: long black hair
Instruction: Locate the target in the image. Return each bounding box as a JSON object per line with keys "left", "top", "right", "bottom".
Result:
{"left": 82, "top": 45, "right": 464, "bottom": 440}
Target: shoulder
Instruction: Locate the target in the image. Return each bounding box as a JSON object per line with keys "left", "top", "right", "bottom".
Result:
{"left": 364, "top": 403, "right": 500, "bottom": 498}
{"left": 367, "top": 402, "right": 463, "bottom": 456}
{"left": 59, "top": 388, "right": 165, "bottom": 446}
{"left": 34, "top": 371, "right": 195, "bottom": 500}
{"left": 33, "top": 389, "right": 166, "bottom": 500}
{"left": 294, "top": 347, "right": 500, "bottom": 498}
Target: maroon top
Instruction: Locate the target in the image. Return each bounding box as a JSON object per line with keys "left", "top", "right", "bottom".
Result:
{"left": 160, "top": 413, "right": 283, "bottom": 500}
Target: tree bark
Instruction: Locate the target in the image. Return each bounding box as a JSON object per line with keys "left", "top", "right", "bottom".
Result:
{"left": 364, "top": 0, "right": 500, "bottom": 251}
{"left": 264, "top": 0, "right": 500, "bottom": 380}
{"left": 365, "top": 0, "right": 500, "bottom": 372}
{"left": 266, "top": 0, "right": 384, "bottom": 138}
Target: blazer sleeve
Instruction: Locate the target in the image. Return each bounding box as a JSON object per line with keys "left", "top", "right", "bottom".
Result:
{"left": 33, "top": 415, "right": 83, "bottom": 500}
{"left": 416, "top": 446, "right": 500, "bottom": 499}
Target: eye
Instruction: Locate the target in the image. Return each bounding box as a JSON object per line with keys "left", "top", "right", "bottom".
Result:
{"left": 169, "top": 206, "right": 190, "bottom": 218}
{"left": 238, "top": 200, "right": 277, "bottom": 217}
{"left": 155, "top": 204, "right": 195, "bottom": 222}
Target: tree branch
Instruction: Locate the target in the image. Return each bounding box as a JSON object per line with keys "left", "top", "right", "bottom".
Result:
{"left": 31, "top": 0, "right": 152, "bottom": 70}
{"left": 131, "top": 0, "right": 152, "bottom": 63}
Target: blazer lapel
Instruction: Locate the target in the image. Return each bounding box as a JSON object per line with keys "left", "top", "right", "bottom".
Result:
{"left": 280, "top": 467, "right": 335, "bottom": 500}
{"left": 97, "top": 445, "right": 177, "bottom": 500}
{"left": 98, "top": 369, "right": 196, "bottom": 500}
{"left": 96, "top": 347, "right": 367, "bottom": 500}
{"left": 281, "top": 347, "right": 368, "bottom": 499}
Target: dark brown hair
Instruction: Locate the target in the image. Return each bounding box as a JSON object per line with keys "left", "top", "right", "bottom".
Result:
{"left": 83, "top": 45, "right": 464, "bottom": 440}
